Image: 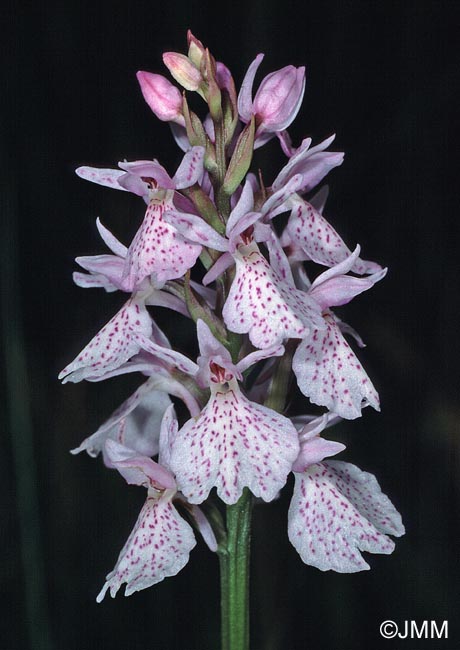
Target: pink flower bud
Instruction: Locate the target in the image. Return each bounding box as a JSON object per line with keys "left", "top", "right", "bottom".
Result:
{"left": 136, "top": 71, "right": 184, "bottom": 124}
{"left": 162, "top": 52, "right": 203, "bottom": 91}
{"left": 253, "top": 65, "right": 305, "bottom": 132}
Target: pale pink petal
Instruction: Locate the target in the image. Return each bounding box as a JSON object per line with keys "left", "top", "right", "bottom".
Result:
{"left": 254, "top": 131, "right": 276, "bottom": 149}
{"left": 170, "top": 123, "right": 190, "bottom": 152}
{"left": 262, "top": 174, "right": 303, "bottom": 217}
{"left": 292, "top": 314, "right": 380, "bottom": 419}
{"left": 297, "top": 412, "right": 341, "bottom": 437}
{"left": 122, "top": 194, "right": 202, "bottom": 289}
{"left": 145, "top": 290, "right": 189, "bottom": 317}
{"left": 253, "top": 65, "right": 305, "bottom": 133}
{"left": 236, "top": 343, "right": 284, "bottom": 374}
{"left": 96, "top": 218, "right": 128, "bottom": 257}
{"left": 134, "top": 333, "right": 199, "bottom": 376}
{"left": 190, "top": 281, "right": 217, "bottom": 308}
{"left": 118, "top": 160, "right": 174, "bottom": 191}
{"left": 158, "top": 404, "right": 178, "bottom": 471}
{"left": 75, "top": 166, "right": 129, "bottom": 191}
{"left": 222, "top": 245, "right": 324, "bottom": 349}
{"left": 71, "top": 377, "right": 171, "bottom": 462}
{"left": 105, "top": 440, "right": 176, "bottom": 490}
{"left": 202, "top": 252, "right": 234, "bottom": 286}
{"left": 59, "top": 299, "right": 152, "bottom": 383}
{"left": 310, "top": 268, "right": 387, "bottom": 311}
{"left": 227, "top": 212, "right": 265, "bottom": 252}
{"left": 226, "top": 179, "right": 255, "bottom": 234}
{"left": 172, "top": 146, "right": 205, "bottom": 189}
{"left": 169, "top": 385, "right": 299, "bottom": 504}
{"left": 336, "top": 316, "right": 366, "bottom": 348}
{"left": 273, "top": 141, "right": 344, "bottom": 194}
{"left": 287, "top": 198, "right": 381, "bottom": 274}
{"left": 75, "top": 254, "right": 126, "bottom": 291}
{"left": 292, "top": 436, "right": 346, "bottom": 472}
{"left": 97, "top": 495, "right": 195, "bottom": 601}
{"left": 163, "top": 210, "right": 228, "bottom": 251}
{"left": 188, "top": 505, "right": 218, "bottom": 552}
{"left": 309, "top": 185, "right": 329, "bottom": 214}
{"left": 310, "top": 245, "right": 362, "bottom": 287}
{"left": 237, "top": 53, "right": 264, "bottom": 122}
{"left": 73, "top": 271, "right": 117, "bottom": 292}
{"left": 288, "top": 460, "right": 405, "bottom": 573}
{"left": 266, "top": 230, "right": 295, "bottom": 285}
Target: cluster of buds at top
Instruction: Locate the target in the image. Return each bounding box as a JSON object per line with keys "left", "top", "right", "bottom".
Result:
{"left": 61, "top": 31, "right": 404, "bottom": 600}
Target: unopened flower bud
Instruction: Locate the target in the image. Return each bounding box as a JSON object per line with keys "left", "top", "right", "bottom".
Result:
{"left": 136, "top": 71, "right": 184, "bottom": 124}
{"left": 238, "top": 55, "right": 306, "bottom": 136}
{"left": 187, "top": 31, "right": 205, "bottom": 68}
{"left": 253, "top": 65, "right": 305, "bottom": 132}
{"left": 163, "top": 52, "right": 203, "bottom": 91}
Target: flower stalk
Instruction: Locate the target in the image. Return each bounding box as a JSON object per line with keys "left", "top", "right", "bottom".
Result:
{"left": 218, "top": 490, "right": 253, "bottom": 650}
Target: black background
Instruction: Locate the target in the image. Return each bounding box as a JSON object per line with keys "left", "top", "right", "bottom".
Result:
{"left": 2, "top": 1, "right": 459, "bottom": 649}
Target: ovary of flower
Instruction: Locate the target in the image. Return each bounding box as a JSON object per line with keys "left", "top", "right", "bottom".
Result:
{"left": 288, "top": 460, "right": 405, "bottom": 573}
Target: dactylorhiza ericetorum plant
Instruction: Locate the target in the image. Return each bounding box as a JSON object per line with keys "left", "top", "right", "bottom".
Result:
{"left": 60, "top": 32, "right": 404, "bottom": 649}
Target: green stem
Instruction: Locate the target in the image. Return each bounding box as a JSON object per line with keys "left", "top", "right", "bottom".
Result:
{"left": 218, "top": 489, "right": 253, "bottom": 650}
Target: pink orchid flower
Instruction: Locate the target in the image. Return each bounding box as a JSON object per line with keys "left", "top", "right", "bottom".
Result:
{"left": 288, "top": 459, "right": 405, "bottom": 573}
{"left": 76, "top": 147, "right": 205, "bottom": 288}
{"left": 291, "top": 246, "right": 386, "bottom": 418}
{"left": 97, "top": 407, "right": 216, "bottom": 601}
{"left": 168, "top": 321, "right": 299, "bottom": 504}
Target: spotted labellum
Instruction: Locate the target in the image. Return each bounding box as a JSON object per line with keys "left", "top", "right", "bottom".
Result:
{"left": 61, "top": 31, "right": 404, "bottom": 637}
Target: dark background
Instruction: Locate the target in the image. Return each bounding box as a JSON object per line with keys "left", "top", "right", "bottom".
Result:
{"left": 2, "top": 1, "right": 459, "bottom": 649}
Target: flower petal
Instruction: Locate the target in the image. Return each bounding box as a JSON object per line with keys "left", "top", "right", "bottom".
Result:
{"left": 163, "top": 210, "right": 228, "bottom": 251}
{"left": 237, "top": 53, "right": 264, "bottom": 122}
{"left": 59, "top": 299, "right": 152, "bottom": 383}
{"left": 75, "top": 166, "right": 129, "bottom": 191}
{"left": 292, "top": 314, "right": 380, "bottom": 419}
{"left": 170, "top": 385, "right": 299, "bottom": 504}
{"left": 222, "top": 245, "right": 324, "bottom": 349}
{"left": 122, "top": 194, "right": 202, "bottom": 289}
{"left": 97, "top": 495, "right": 195, "bottom": 601}
{"left": 292, "top": 436, "right": 346, "bottom": 472}
{"left": 74, "top": 254, "right": 127, "bottom": 291}
{"left": 71, "top": 377, "right": 171, "bottom": 462}
{"left": 288, "top": 460, "right": 405, "bottom": 573}
{"left": 172, "top": 146, "right": 205, "bottom": 189}
{"left": 96, "top": 218, "right": 128, "bottom": 257}
{"left": 134, "top": 332, "right": 199, "bottom": 376}
{"left": 287, "top": 198, "right": 380, "bottom": 274}
{"left": 105, "top": 439, "right": 176, "bottom": 490}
